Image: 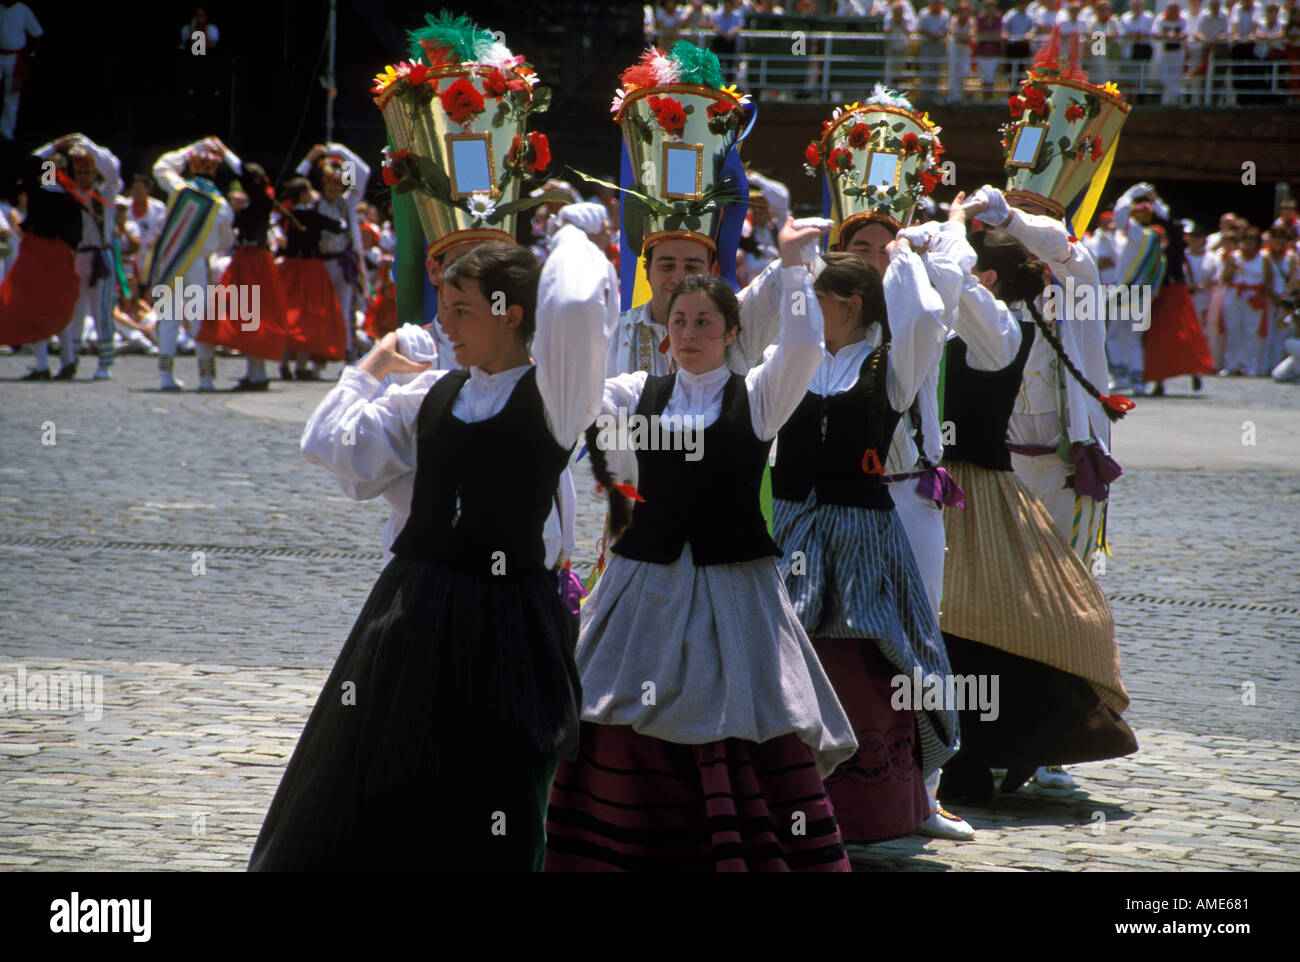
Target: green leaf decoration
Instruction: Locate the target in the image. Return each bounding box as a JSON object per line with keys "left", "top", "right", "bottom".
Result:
{"left": 492, "top": 100, "right": 509, "bottom": 129}
{"left": 529, "top": 87, "right": 552, "bottom": 114}
{"left": 891, "top": 123, "right": 905, "bottom": 132}
{"left": 415, "top": 154, "right": 452, "bottom": 198}
{"left": 670, "top": 41, "right": 724, "bottom": 88}
{"left": 1059, "top": 136, "right": 1072, "bottom": 150}
{"left": 487, "top": 191, "right": 572, "bottom": 224}
{"left": 684, "top": 104, "right": 695, "bottom": 114}
{"left": 394, "top": 178, "right": 417, "bottom": 195}
{"left": 684, "top": 215, "right": 702, "bottom": 231}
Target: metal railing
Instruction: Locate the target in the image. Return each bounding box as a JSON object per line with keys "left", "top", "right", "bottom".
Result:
{"left": 654, "top": 30, "right": 1300, "bottom": 107}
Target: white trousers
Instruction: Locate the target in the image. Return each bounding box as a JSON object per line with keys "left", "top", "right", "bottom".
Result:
{"left": 1011, "top": 451, "right": 1104, "bottom": 562}
{"left": 1106, "top": 306, "right": 1145, "bottom": 379}
{"left": 889, "top": 476, "right": 946, "bottom": 813}
{"left": 948, "top": 44, "right": 971, "bottom": 100}
{"left": 1220, "top": 294, "right": 1262, "bottom": 374}
{"left": 323, "top": 258, "right": 354, "bottom": 357}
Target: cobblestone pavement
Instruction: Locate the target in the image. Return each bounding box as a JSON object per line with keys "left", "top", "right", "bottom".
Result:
{"left": 1, "top": 355, "right": 1297, "bottom": 871}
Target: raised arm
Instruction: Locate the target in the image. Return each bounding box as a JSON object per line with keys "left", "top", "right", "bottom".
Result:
{"left": 300, "top": 365, "right": 442, "bottom": 502}
{"left": 733, "top": 257, "right": 785, "bottom": 370}
{"left": 533, "top": 223, "right": 620, "bottom": 449}
{"left": 881, "top": 237, "right": 947, "bottom": 412}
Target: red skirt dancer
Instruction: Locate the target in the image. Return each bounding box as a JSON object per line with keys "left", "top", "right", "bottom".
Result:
{"left": 197, "top": 246, "right": 290, "bottom": 361}
{"left": 544, "top": 721, "right": 850, "bottom": 872}
{"left": 0, "top": 234, "right": 81, "bottom": 345}
{"left": 1144, "top": 281, "right": 1216, "bottom": 383}
{"left": 279, "top": 257, "right": 346, "bottom": 360}
{"left": 362, "top": 282, "right": 397, "bottom": 340}
{"left": 809, "top": 639, "right": 930, "bottom": 843}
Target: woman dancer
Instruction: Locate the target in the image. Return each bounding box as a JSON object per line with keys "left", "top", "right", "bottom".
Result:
{"left": 936, "top": 227, "right": 1137, "bottom": 800}
{"left": 545, "top": 220, "right": 858, "bottom": 872}
{"left": 249, "top": 226, "right": 614, "bottom": 870}
{"left": 277, "top": 177, "right": 347, "bottom": 381}
{"left": 769, "top": 229, "right": 958, "bottom": 843}
{"left": 196, "top": 162, "right": 290, "bottom": 390}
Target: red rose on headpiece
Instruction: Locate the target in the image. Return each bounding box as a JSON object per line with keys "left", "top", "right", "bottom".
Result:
{"left": 919, "top": 169, "right": 941, "bottom": 194}
{"left": 482, "top": 69, "right": 509, "bottom": 98}
{"left": 805, "top": 141, "right": 823, "bottom": 167}
{"left": 1065, "top": 103, "right": 1085, "bottom": 122}
{"left": 901, "top": 132, "right": 921, "bottom": 155}
{"left": 439, "top": 77, "right": 486, "bottom": 124}
{"left": 828, "top": 147, "right": 854, "bottom": 172}
{"left": 1090, "top": 137, "right": 1104, "bottom": 161}
{"left": 406, "top": 63, "right": 429, "bottom": 87}
{"left": 1022, "top": 85, "right": 1047, "bottom": 115}
{"left": 1008, "top": 95, "right": 1025, "bottom": 118}
{"left": 649, "top": 95, "right": 687, "bottom": 135}
{"left": 707, "top": 99, "right": 736, "bottom": 119}
{"left": 526, "top": 131, "right": 550, "bottom": 173}
{"left": 382, "top": 164, "right": 400, "bottom": 187}
{"left": 847, "top": 123, "right": 871, "bottom": 150}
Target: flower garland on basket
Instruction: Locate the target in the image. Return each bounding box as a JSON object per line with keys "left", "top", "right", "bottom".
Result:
{"left": 804, "top": 86, "right": 946, "bottom": 225}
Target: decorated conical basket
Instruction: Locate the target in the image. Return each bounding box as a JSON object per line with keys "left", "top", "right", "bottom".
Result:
{"left": 1000, "top": 35, "right": 1131, "bottom": 220}
{"left": 606, "top": 43, "right": 751, "bottom": 258}
{"left": 805, "top": 86, "right": 945, "bottom": 240}
{"left": 372, "top": 12, "right": 556, "bottom": 257}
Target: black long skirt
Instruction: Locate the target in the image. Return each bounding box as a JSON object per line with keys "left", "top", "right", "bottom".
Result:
{"left": 941, "top": 633, "right": 1137, "bottom": 770}
{"left": 248, "top": 557, "right": 581, "bottom": 871}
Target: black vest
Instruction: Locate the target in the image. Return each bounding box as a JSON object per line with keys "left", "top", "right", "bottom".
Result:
{"left": 612, "top": 372, "right": 781, "bottom": 566}
{"left": 942, "top": 320, "right": 1035, "bottom": 472}
{"left": 23, "top": 155, "right": 83, "bottom": 247}
{"left": 773, "top": 348, "right": 903, "bottom": 511}
{"left": 390, "top": 368, "right": 572, "bottom": 576}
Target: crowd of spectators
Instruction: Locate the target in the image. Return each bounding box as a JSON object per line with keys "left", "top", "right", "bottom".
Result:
{"left": 642, "top": 0, "right": 1300, "bottom": 104}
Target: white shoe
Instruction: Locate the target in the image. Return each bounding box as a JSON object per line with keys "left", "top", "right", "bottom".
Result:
{"left": 159, "top": 376, "right": 183, "bottom": 392}
{"left": 197, "top": 378, "right": 216, "bottom": 393}
{"left": 1033, "top": 765, "right": 1076, "bottom": 789}
{"left": 916, "top": 807, "right": 976, "bottom": 840}
{"left": 93, "top": 367, "right": 112, "bottom": 380}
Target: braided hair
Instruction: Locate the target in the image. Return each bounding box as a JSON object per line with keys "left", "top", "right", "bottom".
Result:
{"left": 972, "top": 229, "right": 1128, "bottom": 423}
{"left": 587, "top": 274, "right": 742, "bottom": 538}
{"left": 816, "top": 252, "right": 892, "bottom": 462}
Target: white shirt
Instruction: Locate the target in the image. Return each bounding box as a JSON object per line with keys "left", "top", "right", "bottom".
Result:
{"left": 918, "top": 9, "right": 951, "bottom": 40}
{"left": 120, "top": 195, "right": 168, "bottom": 253}
{"left": 153, "top": 143, "right": 237, "bottom": 261}
{"left": 36, "top": 135, "right": 121, "bottom": 248}
{"left": 300, "top": 225, "right": 618, "bottom": 556}
{"left": 0, "top": 2, "right": 41, "bottom": 51}
{"left": 1228, "top": 2, "right": 1262, "bottom": 38}
{"left": 296, "top": 143, "right": 371, "bottom": 256}
{"left": 1194, "top": 9, "right": 1231, "bottom": 42}
{"left": 605, "top": 256, "right": 785, "bottom": 378}
{"left": 1121, "top": 10, "right": 1156, "bottom": 46}
{"left": 600, "top": 265, "right": 824, "bottom": 485}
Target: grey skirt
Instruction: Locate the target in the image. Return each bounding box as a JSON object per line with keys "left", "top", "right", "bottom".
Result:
{"left": 575, "top": 542, "right": 858, "bottom": 779}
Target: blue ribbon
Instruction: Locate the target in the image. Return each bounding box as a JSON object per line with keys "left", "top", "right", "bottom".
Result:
{"left": 821, "top": 176, "right": 833, "bottom": 252}
{"left": 618, "top": 140, "right": 637, "bottom": 313}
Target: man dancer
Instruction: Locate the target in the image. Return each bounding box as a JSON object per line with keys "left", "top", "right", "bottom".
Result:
{"left": 28, "top": 134, "right": 121, "bottom": 380}
{"left": 147, "top": 137, "right": 237, "bottom": 391}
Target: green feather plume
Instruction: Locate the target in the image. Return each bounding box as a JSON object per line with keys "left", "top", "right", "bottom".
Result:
{"left": 407, "top": 11, "right": 495, "bottom": 65}
{"left": 670, "top": 41, "right": 724, "bottom": 89}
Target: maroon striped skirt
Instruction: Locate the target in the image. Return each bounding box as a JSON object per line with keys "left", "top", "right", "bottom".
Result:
{"left": 544, "top": 722, "right": 850, "bottom": 872}
{"left": 811, "top": 638, "right": 930, "bottom": 843}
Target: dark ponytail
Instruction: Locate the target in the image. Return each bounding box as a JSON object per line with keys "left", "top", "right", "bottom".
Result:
{"left": 585, "top": 422, "right": 634, "bottom": 539}
{"left": 971, "top": 228, "right": 1048, "bottom": 305}
{"left": 974, "top": 228, "right": 1127, "bottom": 422}
{"left": 1024, "top": 300, "right": 1128, "bottom": 422}
{"left": 815, "top": 252, "right": 892, "bottom": 461}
